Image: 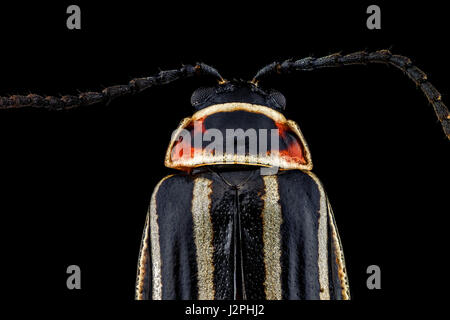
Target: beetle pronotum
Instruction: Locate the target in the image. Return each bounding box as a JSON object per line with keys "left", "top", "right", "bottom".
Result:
{"left": 1, "top": 50, "right": 448, "bottom": 300}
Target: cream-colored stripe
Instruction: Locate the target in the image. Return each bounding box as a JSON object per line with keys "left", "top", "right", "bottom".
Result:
{"left": 192, "top": 102, "right": 288, "bottom": 123}
{"left": 149, "top": 175, "right": 174, "bottom": 300}
{"left": 135, "top": 210, "right": 150, "bottom": 300}
{"left": 305, "top": 172, "right": 330, "bottom": 300}
{"left": 135, "top": 175, "right": 174, "bottom": 300}
{"left": 327, "top": 200, "right": 351, "bottom": 300}
{"left": 168, "top": 153, "right": 312, "bottom": 171}
{"left": 262, "top": 175, "right": 283, "bottom": 300}
{"left": 191, "top": 177, "right": 215, "bottom": 300}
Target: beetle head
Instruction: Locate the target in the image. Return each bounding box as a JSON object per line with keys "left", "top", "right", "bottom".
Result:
{"left": 190, "top": 80, "right": 286, "bottom": 112}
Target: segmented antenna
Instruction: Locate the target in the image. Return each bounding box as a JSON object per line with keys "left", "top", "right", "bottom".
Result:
{"left": 0, "top": 63, "right": 225, "bottom": 110}
{"left": 252, "top": 50, "right": 450, "bottom": 140}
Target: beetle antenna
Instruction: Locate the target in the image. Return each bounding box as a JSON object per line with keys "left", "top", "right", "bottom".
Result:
{"left": 197, "top": 62, "right": 227, "bottom": 84}
{"left": 0, "top": 63, "right": 224, "bottom": 110}
{"left": 252, "top": 50, "right": 450, "bottom": 140}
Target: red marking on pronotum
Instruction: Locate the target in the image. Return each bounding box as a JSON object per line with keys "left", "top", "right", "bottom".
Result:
{"left": 274, "top": 122, "right": 307, "bottom": 164}
{"left": 275, "top": 122, "right": 287, "bottom": 138}
{"left": 172, "top": 119, "right": 205, "bottom": 160}
{"left": 171, "top": 119, "right": 307, "bottom": 165}
{"left": 278, "top": 140, "right": 307, "bottom": 164}
{"left": 193, "top": 118, "right": 206, "bottom": 135}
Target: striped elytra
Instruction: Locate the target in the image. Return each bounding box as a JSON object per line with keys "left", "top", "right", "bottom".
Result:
{"left": 135, "top": 168, "right": 350, "bottom": 300}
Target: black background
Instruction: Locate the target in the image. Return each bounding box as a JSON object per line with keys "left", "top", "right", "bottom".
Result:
{"left": 0, "top": 0, "right": 448, "bottom": 316}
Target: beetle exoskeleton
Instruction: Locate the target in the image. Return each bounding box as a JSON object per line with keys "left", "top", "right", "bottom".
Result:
{"left": 1, "top": 50, "right": 447, "bottom": 300}
{"left": 135, "top": 82, "right": 350, "bottom": 300}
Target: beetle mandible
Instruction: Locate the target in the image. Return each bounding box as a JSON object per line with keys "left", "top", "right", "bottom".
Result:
{"left": 1, "top": 50, "right": 448, "bottom": 300}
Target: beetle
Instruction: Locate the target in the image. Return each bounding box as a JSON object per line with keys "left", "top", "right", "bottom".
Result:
{"left": 1, "top": 50, "right": 448, "bottom": 300}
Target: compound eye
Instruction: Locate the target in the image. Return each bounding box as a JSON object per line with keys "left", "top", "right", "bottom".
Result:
{"left": 268, "top": 90, "right": 286, "bottom": 110}
{"left": 191, "top": 87, "right": 215, "bottom": 108}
